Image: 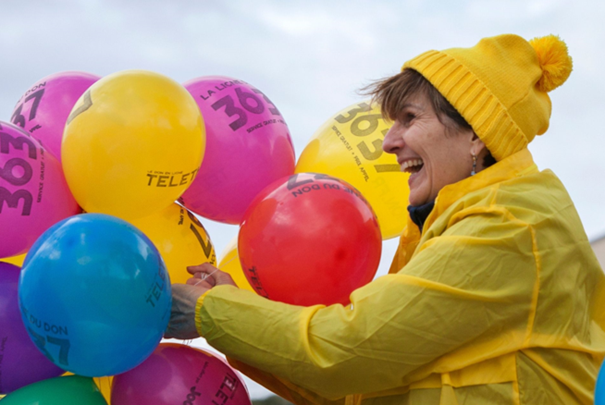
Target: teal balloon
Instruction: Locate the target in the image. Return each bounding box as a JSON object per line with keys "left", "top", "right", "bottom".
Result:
{"left": 19, "top": 213, "right": 171, "bottom": 377}
{"left": 1, "top": 375, "right": 107, "bottom": 404}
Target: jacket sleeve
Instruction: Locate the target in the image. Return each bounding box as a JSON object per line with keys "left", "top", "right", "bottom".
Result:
{"left": 198, "top": 208, "right": 538, "bottom": 400}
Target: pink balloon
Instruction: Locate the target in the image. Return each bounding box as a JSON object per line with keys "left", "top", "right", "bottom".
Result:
{"left": 181, "top": 76, "right": 295, "bottom": 224}
{"left": 10, "top": 71, "right": 100, "bottom": 161}
{"left": 0, "top": 121, "right": 80, "bottom": 258}
{"left": 112, "top": 343, "right": 252, "bottom": 405}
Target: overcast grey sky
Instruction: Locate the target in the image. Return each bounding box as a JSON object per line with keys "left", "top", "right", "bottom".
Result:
{"left": 2, "top": 0, "right": 605, "bottom": 399}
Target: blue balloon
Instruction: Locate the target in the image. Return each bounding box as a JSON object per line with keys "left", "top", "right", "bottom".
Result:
{"left": 597, "top": 360, "right": 605, "bottom": 404}
{"left": 18, "top": 213, "right": 171, "bottom": 377}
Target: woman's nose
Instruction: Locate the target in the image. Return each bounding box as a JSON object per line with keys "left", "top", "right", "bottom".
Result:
{"left": 382, "top": 124, "right": 403, "bottom": 154}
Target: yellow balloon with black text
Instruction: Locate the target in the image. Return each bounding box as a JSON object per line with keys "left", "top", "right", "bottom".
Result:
{"left": 295, "top": 100, "right": 409, "bottom": 239}
{"left": 62, "top": 70, "right": 205, "bottom": 220}
{"left": 1, "top": 253, "right": 26, "bottom": 267}
{"left": 129, "top": 203, "right": 216, "bottom": 285}
{"left": 218, "top": 236, "right": 256, "bottom": 293}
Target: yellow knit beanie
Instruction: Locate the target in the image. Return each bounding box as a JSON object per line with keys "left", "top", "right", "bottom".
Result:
{"left": 403, "top": 34, "right": 572, "bottom": 161}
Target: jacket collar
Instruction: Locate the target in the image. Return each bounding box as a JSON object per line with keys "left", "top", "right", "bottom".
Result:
{"left": 422, "top": 148, "right": 538, "bottom": 233}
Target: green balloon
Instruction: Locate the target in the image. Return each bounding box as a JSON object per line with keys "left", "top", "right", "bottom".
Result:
{"left": 1, "top": 375, "right": 107, "bottom": 405}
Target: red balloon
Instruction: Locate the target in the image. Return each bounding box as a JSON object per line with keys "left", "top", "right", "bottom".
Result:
{"left": 238, "top": 173, "right": 382, "bottom": 306}
{"left": 111, "top": 343, "right": 251, "bottom": 405}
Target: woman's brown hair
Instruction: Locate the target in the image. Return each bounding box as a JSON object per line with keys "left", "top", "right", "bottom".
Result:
{"left": 362, "top": 69, "right": 496, "bottom": 166}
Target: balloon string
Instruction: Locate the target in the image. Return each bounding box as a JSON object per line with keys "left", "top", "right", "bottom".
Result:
{"left": 192, "top": 254, "right": 237, "bottom": 286}
{"left": 192, "top": 268, "right": 219, "bottom": 286}
{"left": 217, "top": 255, "right": 237, "bottom": 270}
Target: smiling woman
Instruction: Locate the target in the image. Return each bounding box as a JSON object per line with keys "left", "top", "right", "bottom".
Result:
{"left": 166, "top": 33, "right": 605, "bottom": 405}
{"left": 367, "top": 69, "right": 496, "bottom": 208}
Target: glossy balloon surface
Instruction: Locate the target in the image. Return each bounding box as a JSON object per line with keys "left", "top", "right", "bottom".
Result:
{"left": 62, "top": 70, "right": 205, "bottom": 220}
{"left": 296, "top": 100, "right": 408, "bottom": 239}
{"left": 19, "top": 214, "right": 171, "bottom": 376}
{"left": 63, "top": 373, "right": 113, "bottom": 404}
{"left": 129, "top": 203, "right": 216, "bottom": 284}
{"left": 112, "top": 343, "right": 251, "bottom": 405}
{"left": 239, "top": 173, "right": 382, "bottom": 306}
{"left": 94, "top": 376, "right": 113, "bottom": 404}
{"left": 181, "top": 76, "right": 295, "bottom": 224}
{"left": 0, "top": 121, "right": 80, "bottom": 258}
{"left": 217, "top": 236, "right": 255, "bottom": 293}
{"left": 1, "top": 375, "right": 107, "bottom": 405}
{"left": 1, "top": 253, "right": 26, "bottom": 267}
{"left": 10, "top": 71, "right": 100, "bottom": 161}
{"left": 0, "top": 262, "right": 63, "bottom": 394}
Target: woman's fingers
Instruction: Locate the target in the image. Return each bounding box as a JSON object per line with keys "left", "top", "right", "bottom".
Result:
{"left": 186, "top": 263, "right": 237, "bottom": 288}
{"left": 187, "top": 262, "right": 217, "bottom": 276}
{"left": 212, "top": 269, "right": 237, "bottom": 287}
{"left": 186, "top": 263, "right": 218, "bottom": 286}
{"left": 185, "top": 277, "right": 214, "bottom": 288}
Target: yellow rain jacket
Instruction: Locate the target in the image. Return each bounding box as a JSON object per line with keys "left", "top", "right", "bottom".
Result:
{"left": 196, "top": 148, "right": 605, "bottom": 405}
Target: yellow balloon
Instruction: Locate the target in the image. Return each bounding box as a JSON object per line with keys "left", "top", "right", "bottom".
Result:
{"left": 129, "top": 203, "right": 216, "bottom": 284}
{"left": 94, "top": 376, "right": 113, "bottom": 404}
{"left": 218, "top": 236, "right": 256, "bottom": 293}
{"left": 296, "top": 101, "right": 409, "bottom": 239}
{"left": 1, "top": 253, "right": 26, "bottom": 267}
{"left": 62, "top": 70, "right": 205, "bottom": 221}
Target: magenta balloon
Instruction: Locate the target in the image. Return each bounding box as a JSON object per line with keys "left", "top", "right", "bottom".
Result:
{"left": 111, "top": 343, "right": 252, "bottom": 405}
{"left": 181, "top": 76, "right": 295, "bottom": 224}
{"left": 0, "top": 121, "right": 80, "bottom": 257}
{"left": 0, "top": 262, "right": 64, "bottom": 394}
{"left": 10, "top": 71, "right": 100, "bottom": 161}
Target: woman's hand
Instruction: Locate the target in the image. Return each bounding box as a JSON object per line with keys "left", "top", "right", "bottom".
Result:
{"left": 164, "top": 263, "right": 238, "bottom": 339}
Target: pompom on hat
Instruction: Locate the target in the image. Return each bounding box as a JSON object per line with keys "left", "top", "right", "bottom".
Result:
{"left": 403, "top": 34, "right": 573, "bottom": 161}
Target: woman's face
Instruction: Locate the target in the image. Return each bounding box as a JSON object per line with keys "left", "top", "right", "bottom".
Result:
{"left": 382, "top": 91, "right": 479, "bottom": 206}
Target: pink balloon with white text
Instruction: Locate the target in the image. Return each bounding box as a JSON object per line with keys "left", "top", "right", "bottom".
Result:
{"left": 181, "top": 76, "right": 295, "bottom": 224}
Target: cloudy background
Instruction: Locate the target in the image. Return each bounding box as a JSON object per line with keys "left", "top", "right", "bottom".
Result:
{"left": 2, "top": 0, "right": 604, "bottom": 399}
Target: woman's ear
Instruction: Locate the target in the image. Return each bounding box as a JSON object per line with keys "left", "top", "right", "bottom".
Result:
{"left": 470, "top": 132, "right": 486, "bottom": 157}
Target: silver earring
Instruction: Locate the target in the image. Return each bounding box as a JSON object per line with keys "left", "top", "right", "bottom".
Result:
{"left": 471, "top": 154, "right": 477, "bottom": 176}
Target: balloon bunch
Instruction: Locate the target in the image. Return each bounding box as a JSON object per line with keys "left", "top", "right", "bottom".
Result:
{"left": 5, "top": 71, "right": 210, "bottom": 375}
{"left": 0, "top": 71, "right": 248, "bottom": 403}
{"left": 0, "top": 69, "right": 409, "bottom": 402}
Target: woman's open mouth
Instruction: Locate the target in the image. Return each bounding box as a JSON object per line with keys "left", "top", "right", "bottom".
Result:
{"left": 401, "top": 158, "right": 424, "bottom": 174}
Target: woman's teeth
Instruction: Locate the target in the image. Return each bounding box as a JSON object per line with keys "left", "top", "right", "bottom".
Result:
{"left": 402, "top": 159, "right": 424, "bottom": 174}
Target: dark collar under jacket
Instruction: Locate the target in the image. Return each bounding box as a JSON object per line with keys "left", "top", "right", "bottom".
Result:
{"left": 407, "top": 201, "right": 435, "bottom": 232}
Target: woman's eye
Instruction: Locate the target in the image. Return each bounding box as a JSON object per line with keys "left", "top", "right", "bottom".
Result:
{"left": 401, "top": 113, "right": 415, "bottom": 126}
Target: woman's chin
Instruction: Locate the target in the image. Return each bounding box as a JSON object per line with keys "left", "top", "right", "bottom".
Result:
{"left": 408, "top": 172, "right": 430, "bottom": 206}
{"left": 408, "top": 191, "right": 430, "bottom": 207}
